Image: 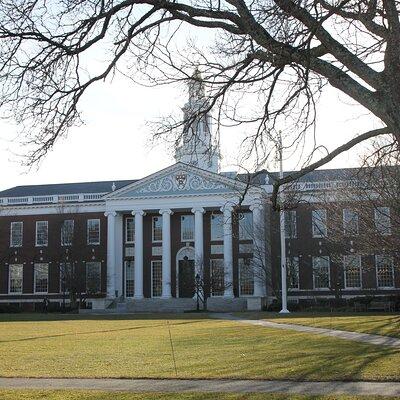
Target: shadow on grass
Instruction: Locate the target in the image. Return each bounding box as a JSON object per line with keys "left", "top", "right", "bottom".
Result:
{"left": 0, "top": 318, "right": 211, "bottom": 344}
{"left": 169, "top": 327, "right": 400, "bottom": 381}
{"left": 235, "top": 312, "right": 400, "bottom": 338}
{"left": 0, "top": 312, "right": 212, "bottom": 323}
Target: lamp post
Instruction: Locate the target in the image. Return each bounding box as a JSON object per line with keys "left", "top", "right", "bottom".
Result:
{"left": 278, "top": 132, "right": 290, "bottom": 314}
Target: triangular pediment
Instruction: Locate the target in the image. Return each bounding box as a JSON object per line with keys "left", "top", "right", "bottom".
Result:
{"left": 104, "top": 163, "right": 252, "bottom": 199}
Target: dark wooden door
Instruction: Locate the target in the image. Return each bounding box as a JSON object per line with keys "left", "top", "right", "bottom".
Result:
{"left": 178, "top": 259, "right": 195, "bottom": 298}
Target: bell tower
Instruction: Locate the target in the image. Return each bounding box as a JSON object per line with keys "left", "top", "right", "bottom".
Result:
{"left": 175, "top": 69, "right": 220, "bottom": 173}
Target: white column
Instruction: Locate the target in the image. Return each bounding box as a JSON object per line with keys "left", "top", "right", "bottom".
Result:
{"left": 192, "top": 207, "right": 205, "bottom": 275}
{"left": 160, "top": 209, "right": 173, "bottom": 298}
{"left": 132, "top": 210, "right": 145, "bottom": 299}
{"left": 114, "top": 213, "right": 124, "bottom": 298}
{"left": 250, "top": 202, "right": 266, "bottom": 297}
{"left": 105, "top": 211, "right": 117, "bottom": 298}
{"left": 221, "top": 205, "right": 234, "bottom": 297}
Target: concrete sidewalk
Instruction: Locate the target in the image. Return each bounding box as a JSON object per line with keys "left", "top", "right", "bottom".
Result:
{"left": 214, "top": 314, "right": 400, "bottom": 348}
{"left": 0, "top": 377, "right": 400, "bottom": 396}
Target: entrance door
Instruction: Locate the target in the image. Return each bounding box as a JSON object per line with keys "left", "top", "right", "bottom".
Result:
{"left": 178, "top": 257, "right": 195, "bottom": 298}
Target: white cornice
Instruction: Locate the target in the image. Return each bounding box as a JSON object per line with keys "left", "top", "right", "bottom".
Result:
{"left": 0, "top": 202, "right": 105, "bottom": 216}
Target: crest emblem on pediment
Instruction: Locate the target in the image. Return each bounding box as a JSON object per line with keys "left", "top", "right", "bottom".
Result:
{"left": 175, "top": 173, "right": 187, "bottom": 189}
{"left": 104, "top": 163, "right": 257, "bottom": 199}
{"left": 135, "top": 170, "right": 228, "bottom": 194}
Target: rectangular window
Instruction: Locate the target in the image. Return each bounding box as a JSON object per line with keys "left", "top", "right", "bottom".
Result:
{"left": 151, "top": 261, "right": 162, "bottom": 297}
{"left": 35, "top": 221, "right": 48, "bottom": 247}
{"left": 287, "top": 257, "right": 299, "bottom": 289}
{"left": 126, "top": 217, "right": 135, "bottom": 244}
{"left": 312, "top": 209, "right": 327, "bottom": 238}
{"left": 375, "top": 207, "right": 391, "bottom": 235}
{"left": 87, "top": 219, "right": 100, "bottom": 245}
{"left": 210, "top": 213, "right": 223, "bottom": 241}
{"left": 181, "top": 215, "right": 195, "bottom": 241}
{"left": 284, "top": 211, "right": 297, "bottom": 238}
{"left": 210, "top": 259, "right": 224, "bottom": 296}
{"left": 86, "top": 262, "right": 101, "bottom": 294}
{"left": 343, "top": 209, "right": 359, "bottom": 236}
{"left": 239, "top": 258, "right": 254, "bottom": 296}
{"left": 60, "top": 262, "right": 72, "bottom": 294}
{"left": 9, "top": 264, "right": 23, "bottom": 294}
{"left": 152, "top": 216, "right": 162, "bottom": 242}
{"left": 10, "top": 222, "right": 23, "bottom": 247}
{"left": 344, "top": 255, "right": 362, "bottom": 288}
{"left": 376, "top": 255, "right": 395, "bottom": 288}
{"left": 61, "top": 220, "right": 74, "bottom": 246}
{"left": 34, "top": 263, "right": 48, "bottom": 293}
{"left": 312, "top": 256, "right": 330, "bottom": 289}
{"left": 125, "top": 261, "right": 135, "bottom": 298}
{"left": 239, "top": 212, "right": 253, "bottom": 240}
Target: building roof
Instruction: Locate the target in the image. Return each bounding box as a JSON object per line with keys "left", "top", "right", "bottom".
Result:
{"left": 267, "top": 167, "right": 364, "bottom": 183}
{"left": 0, "top": 180, "right": 136, "bottom": 198}
{"left": 0, "top": 166, "right": 390, "bottom": 200}
{"left": 235, "top": 167, "right": 366, "bottom": 186}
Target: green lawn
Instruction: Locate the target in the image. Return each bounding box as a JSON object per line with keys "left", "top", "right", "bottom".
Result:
{"left": 236, "top": 313, "right": 400, "bottom": 338}
{"left": 0, "top": 391, "right": 398, "bottom": 400}
{"left": 0, "top": 313, "right": 399, "bottom": 382}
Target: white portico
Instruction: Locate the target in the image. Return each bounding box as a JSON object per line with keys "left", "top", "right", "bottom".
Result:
{"left": 102, "top": 162, "right": 267, "bottom": 311}
{"left": 100, "top": 70, "right": 267, "bottom": 311}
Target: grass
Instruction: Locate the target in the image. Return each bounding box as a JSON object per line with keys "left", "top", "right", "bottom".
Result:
{"left": 236, "top": 312, "right": 400, "bottom": 339}
{"left": 0, "top": 391, "right": 398, "bottom": 400}
{"left": 0, "top": 313, "right": 399, "bottom": 382}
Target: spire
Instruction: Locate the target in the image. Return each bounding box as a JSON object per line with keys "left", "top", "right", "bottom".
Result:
{"left": 174, "top": 68, "right": 220, "bottom": 173}
{"left": 188, "top": 67, "right": 205, "bottom": 104}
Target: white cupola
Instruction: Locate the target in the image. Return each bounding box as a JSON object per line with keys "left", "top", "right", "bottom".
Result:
{"left": 175, "top": 69, "right": 220, "bottom": 173}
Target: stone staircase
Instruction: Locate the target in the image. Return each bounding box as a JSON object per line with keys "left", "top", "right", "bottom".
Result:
{"left": 117, "top": 298, "right": 197, "bottom": 313}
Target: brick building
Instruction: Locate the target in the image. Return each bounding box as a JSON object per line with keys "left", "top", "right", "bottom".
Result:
{"left": 0, "top": 77, "right": 398, "bottom": 312}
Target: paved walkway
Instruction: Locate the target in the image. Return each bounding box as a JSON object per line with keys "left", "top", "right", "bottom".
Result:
{"left": 0, "top": 377, "right": 400, "bottom": 396}
{"left": 214, "top": 314, "right": 400, "bottom": 348}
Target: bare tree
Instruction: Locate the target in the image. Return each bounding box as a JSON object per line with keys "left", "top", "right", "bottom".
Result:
{"left": 195, "top": 254, "right": 234, "bottom": 310}
{"left": 0, "top": 0, "right": 398, "bottom": 202}
{"left": 305, "top": 157, "right": 400, "bottom": 302}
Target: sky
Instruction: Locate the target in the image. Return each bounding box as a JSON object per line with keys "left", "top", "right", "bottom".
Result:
{"left": 0, "top": 64, "right": 381, "bottom": 193}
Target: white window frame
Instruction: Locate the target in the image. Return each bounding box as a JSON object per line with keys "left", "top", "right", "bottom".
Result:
{"left": 34, "top": 263, "right": 49, "bottom": 294}
{"left": 61, "top": 219, "right": 74, "bottom": 246}
{"left": 152, "top": 216, "right": 163, "bottom": 243}
{"left": 210, "top": 258, "right": 224, "bottom": 297}
{"left": 35, "top": 221, "right": 48, "bottom": 247}
{"left": 86, "top": 261, "right": 102, "bottom": 294}
{"left": 10, "top": 222, "right": 23, "bottom": 248}
{"left": 284, "top": 211, "right": 297, "bottom": 239}
{"left": 375, "top": 255, "right": 395, "bottom": 289}
{"left": 238, "top": 212, "right": 253, "bottom": 240}
{"left": 125, "top": 217, "right": 135, "bottom": 244}
{"left": 312, "top": 256, "right": 330, "bottom": 289}
{"left": 124, "top": 260, "right": 135, "bottom": 298}
{"left": 151, "top": 260, "right": 162, "bottom": 297}
{"left": 59, "top": 262, "right": 72, "bottom": 294}
{"left": 210, "top": 213, "right": 224, "bottom": 241}
{"left": 8, "top": 264, "right": 23, "bottom": 294}
{"left": 344, "top": 254, "right": 362, "bottom": 289}
{"left": 343, "top": 209, "right": 359, "bottom": 236}
{"left": 287, "top": 257, "right": 300, "bottom": 290}
{"left": 181, "top": 215, "right": 195, "bottom": 242}
{"left": 312, "top": 209, "right": 327, "bottom": 238}
{"left": 374, "top": 207, "right": 391, "bottom": 235}
{"left": 239, "top": 257, "right": 254, "bottom": 296}
{"left": 87, "top": 219, "right": 101, "bottom": 245}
